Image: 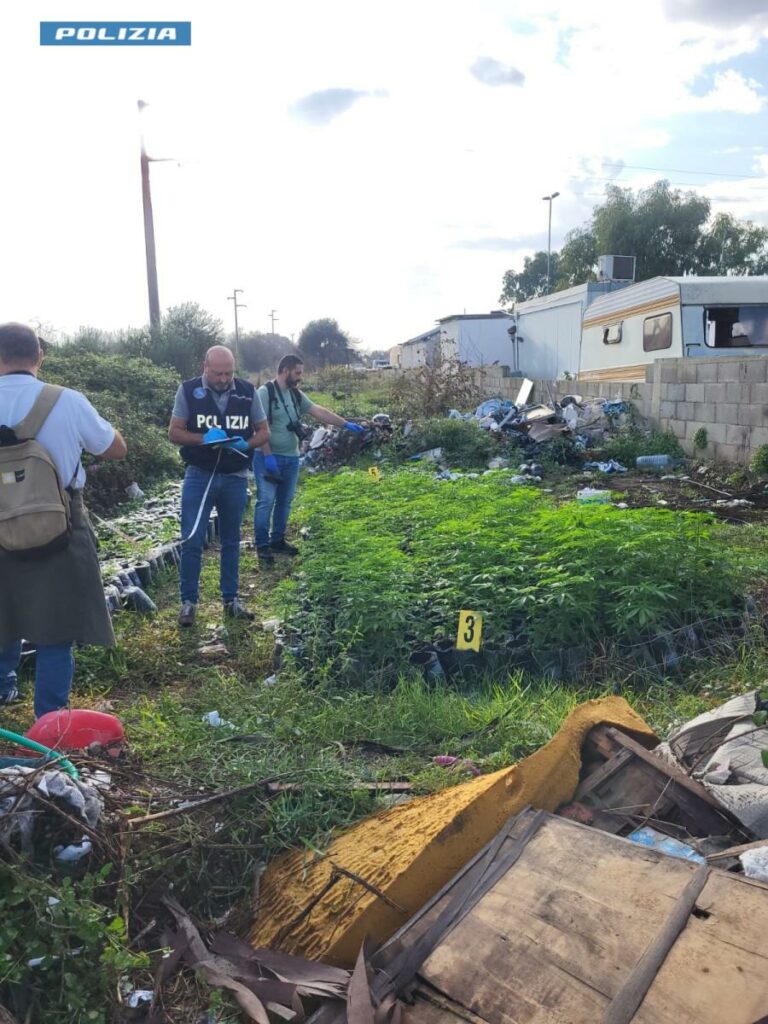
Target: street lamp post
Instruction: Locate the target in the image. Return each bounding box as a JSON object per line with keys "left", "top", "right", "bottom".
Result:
{"left": 542, "top": 191, "right": 560, "bottom": 294}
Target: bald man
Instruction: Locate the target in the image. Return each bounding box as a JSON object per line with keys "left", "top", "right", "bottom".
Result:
{"left": 169, "top": 346, "right": 269, "bottom": 626}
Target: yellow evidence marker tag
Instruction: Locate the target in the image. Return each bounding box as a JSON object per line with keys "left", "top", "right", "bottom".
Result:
{"left": 368, "top": 466, "right": 382, "bottom": 482}
{"left": 456, "top": 610, "right": 483, "bottom": 652}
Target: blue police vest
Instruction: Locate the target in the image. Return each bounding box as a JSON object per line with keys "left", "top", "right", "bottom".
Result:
{"left": 180, "top": 377, "right": 255, "bottom": 474}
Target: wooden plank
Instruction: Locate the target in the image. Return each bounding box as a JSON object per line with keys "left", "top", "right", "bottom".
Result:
{"left": 604, "top": 866, "right": 709, "bottom": 1024}
{"left": 634, "top": 869, "right": 768, "bottom": 1024}
{"left": 707, "top": 837, "right": 768, "bottom": 862}
{"left": 376, "top": 810, "right": 548, "bottom": 1002}
{"left": 419, "top": 816, "right": 697, "bottom": 1024}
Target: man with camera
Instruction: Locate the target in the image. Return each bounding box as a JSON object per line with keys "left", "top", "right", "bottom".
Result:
{"left": 254, "top": 354, "right": 363, "bottom": 566}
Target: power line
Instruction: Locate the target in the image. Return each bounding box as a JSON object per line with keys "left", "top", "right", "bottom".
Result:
{"left": 604, "top": 162, "right": 766, "bottom": 180}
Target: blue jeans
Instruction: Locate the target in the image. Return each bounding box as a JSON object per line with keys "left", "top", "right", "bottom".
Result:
{"left": 180, "top": 466, "right": 249, "bottom": 604}
{"left": 252, "top": 453, "right": 300, "bottom": 549}
{"left": 0, "top": 642, "right": 74, "bottom": 719}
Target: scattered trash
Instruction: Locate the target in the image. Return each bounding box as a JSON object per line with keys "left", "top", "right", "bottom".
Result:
{"left": 740, "top": 845, "right": 768, "bottom": 882}
{"left": 628, "top": 826, "right": 705, "bottom": 863}
{"left": 576, "top": 488, "right": 612, "bottom": 504}
{"left": 432, "top": 755, "right": 481, "bottom": 777}
{"left": 261, "top": 617, "right": 282, "bottom": 632}
{"left": 124, "top": 481, "right": 145, "bottom": 499}
{"left": 263, "top": 674, "right": 279, "bottom": 687}
{"left": 26, "top": 708, "right": 125, "bottom": 756}
{"left": 197, "top": 642, "right": 230, "bottom": 660}
{"left": 636, "top": 454, "right": 676, "bottom": 469}
{"left": 584, "top": 459, "right": 627, "bottom": 474}
{"left": 486, "top": 457, "right": 509, "bottom": 470}
{"left": 409, "top": 447, "right": 443, "bottom": 462}
{"left": 202, "top": 711, "right": 236, "bottom": 728}
{"left": 125, "top": 989, "right": 154, "bottom": 1009}
{"left": 54, "top": 837, "right": 93, "bottom": 862}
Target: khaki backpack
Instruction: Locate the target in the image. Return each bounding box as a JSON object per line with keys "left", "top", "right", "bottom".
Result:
{"left": 0, "top": 384, "right": 72, "bottom": 559}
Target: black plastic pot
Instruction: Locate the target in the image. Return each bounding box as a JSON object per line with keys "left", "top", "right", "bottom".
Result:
{"left": 122, "top": 586, "right": 157, "bottom": 613}
{"left": 410, "top": 649, "right": 446, "bottom": 680}
{"left": 134, "top": 561, "right": 152, "bottom": 588}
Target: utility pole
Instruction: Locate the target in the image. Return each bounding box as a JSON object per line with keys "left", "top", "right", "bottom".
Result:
{"left": 138, "top": 100, "right": 160, "bottom": 330}
{"left": 227, "top": 289, "right": 246, "bottom": 366}
{"left": 542, "top": 191, "right": 560, "bottom": 295}
{"left": 269, "top": 309, "right": 278, "bottom": 336}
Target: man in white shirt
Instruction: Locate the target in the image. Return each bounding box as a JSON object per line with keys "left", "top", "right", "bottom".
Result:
{"left": 0, "top": 323, "right": 126, "bottom": 718}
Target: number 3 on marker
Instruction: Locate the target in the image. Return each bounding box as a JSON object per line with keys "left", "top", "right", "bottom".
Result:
{"left": 368, "top": 466, "right": 382, "bottom": 482}
{"left": 456, "top": 610, "right": 483, "bottom": 652}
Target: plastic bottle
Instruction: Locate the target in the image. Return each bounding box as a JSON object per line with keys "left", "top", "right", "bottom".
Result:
{"left": 636, "top": 454, "right": 674, "bottom": 469}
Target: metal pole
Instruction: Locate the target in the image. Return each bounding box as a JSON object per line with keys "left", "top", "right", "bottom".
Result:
{"left": 542, "top": 191, "right": 560, "bottom": 296}
{"left": 227, "top": 288, "right": 245, "bottom": 366}
{"left": 138, "top": 101, "right": 161, "bottom": 330}
{"left": 270, "top": 309, "right": 278, "bottom": 336}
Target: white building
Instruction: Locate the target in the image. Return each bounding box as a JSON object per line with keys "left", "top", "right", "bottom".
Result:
{"left": 400, "top": 313, "right": 517, "bottom": 369}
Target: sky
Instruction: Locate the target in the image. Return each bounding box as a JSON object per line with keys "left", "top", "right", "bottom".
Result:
{"left": 3, "top": 1, "right": 768, "bottom": 351}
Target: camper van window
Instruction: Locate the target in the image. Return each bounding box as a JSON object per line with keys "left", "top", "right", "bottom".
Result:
{"left": 643, "top": 313, "right": 672, "bottom": 352}
{"left": 705, "top": 306, "right": 768, "bottom": 348}
{"left": 602, "top": 323, "right": 622, "bottom": 345}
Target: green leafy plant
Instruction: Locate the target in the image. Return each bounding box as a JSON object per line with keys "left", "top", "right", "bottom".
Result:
{"left": 278, "top": 469, "right": 757, "bottom": 685}
{"left": 751, "top": 444, "right": 768, "bottom": 476}
{"left": 693, "top": 427, "right": 708, "bottom": 452}
{"left": 601, "top": 429, "right": 683, "bottom": 465}
{"left": 400, "top": 418, "right": 496, "bottom": 467}
{"left": 0, "top": 865, "right": 149, "bottom": 1024}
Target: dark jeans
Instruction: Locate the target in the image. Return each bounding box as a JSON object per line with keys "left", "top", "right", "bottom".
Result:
{"left": 252, "top": 452, "right": 300, "bottom": 548}
{"left": 0, "top": 642, "right": 74, "bottom": 719}
{"left": 180, "top": 466, "right": 249, "bottom": 604}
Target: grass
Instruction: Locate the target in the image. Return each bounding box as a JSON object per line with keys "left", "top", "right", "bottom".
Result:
{"left": 4, "top": 450, "right": 768, "bottom": 1021}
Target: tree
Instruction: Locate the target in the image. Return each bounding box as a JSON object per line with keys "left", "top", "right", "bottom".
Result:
{"left": 500, "top": 251, "right": 557, "bottom": 304}
{"left": 297, "top": 318, "right": 356, "bottom": 367}
{"left": 236, "top": 331, "right": 301, "bottom": 373}
{"left": 500, "top": 180, "right": 768, "bottom": 303}
{"left": 153, "top": 303, "right": 224, "bottom": 379}
{"left": 696, "top": 212, "right": 768, "bottom": 276}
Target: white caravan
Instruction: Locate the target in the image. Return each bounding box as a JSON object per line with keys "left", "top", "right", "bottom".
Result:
{"left": 579, "top": 276, "right": 768, "bottom": 380}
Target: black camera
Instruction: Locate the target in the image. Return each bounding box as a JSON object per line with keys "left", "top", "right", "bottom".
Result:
{"left": 287, "top": 420, "right": 312, "bottom": 443}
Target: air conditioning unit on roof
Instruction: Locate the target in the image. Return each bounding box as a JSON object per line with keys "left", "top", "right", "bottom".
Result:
{"left": 598, "top": 255, "right": 635, "bottom": 282}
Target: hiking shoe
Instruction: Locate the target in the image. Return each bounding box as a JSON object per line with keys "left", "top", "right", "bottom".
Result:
{"left": 224, "top": 597, "right": 255, "bottom": 621}
{"left": 257, "top": 547, "right": 276, "bottom": 568}
{"left": 0, "top": 686, "right": 21, "bottom": 705}
{"left": 270, "top": 539, "right": 299, "bottom": 557}
{"left": 178, "top": 601, "right": 197, "bottom": 627}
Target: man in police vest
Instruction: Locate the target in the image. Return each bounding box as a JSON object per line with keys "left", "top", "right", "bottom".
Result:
{"left": 169, "top": 346, "right": 269, "bottom": 627}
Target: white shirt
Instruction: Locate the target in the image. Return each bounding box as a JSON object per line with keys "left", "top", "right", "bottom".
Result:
{"left": 0, "top": 373, "right": 116, "bottom": 489}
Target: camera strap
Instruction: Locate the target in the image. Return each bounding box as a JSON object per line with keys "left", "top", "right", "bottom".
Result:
{"left": 267, "top": 380, "right": 303, "bottom": 427}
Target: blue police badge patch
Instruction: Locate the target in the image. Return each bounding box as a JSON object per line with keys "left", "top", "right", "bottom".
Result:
{"left": 193, "top": 387, "right": 207, "bottom": 399}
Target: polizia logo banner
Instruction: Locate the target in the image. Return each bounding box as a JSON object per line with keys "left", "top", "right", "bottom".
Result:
{"left": 40, "top": 22, "right": 192, "bottom": 46}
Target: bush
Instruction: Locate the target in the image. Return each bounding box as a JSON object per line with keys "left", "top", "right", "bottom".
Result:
{"left": 42, "top": 350, "right": 181, "bottom": 512}
{"left": 751, "top": 444, "right": 768, "bottom": 475}
{"left": 401, "top": 418, "right": 496, "bottom": 467}
{"left": 601, "top": 429, "right": 683, "bottom": 465}
{"left": 389, "top": 349, "right": 481, "bottom": 418}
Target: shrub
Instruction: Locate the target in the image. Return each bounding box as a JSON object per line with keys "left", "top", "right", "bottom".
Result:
{"left": 389, "top": 348, "right": 481, "bottom": 418}
{"left": 601, "top": 429, "right": 683, "bottom": 465}
{"left": 401, "top": 418, "right": 496, "bottom": 467}
{"left": 42, "top": 350, "right": 181, "bottom": 511}
{"left": 751, "top": 445, "right": 768, "bottom": 475}
{"left": 693, "top": 427, "right": 708, "bottom": 452}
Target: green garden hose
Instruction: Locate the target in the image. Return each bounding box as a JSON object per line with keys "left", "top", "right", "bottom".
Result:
{"left": 0, "top": 727, "right": 80, "bottom": 780}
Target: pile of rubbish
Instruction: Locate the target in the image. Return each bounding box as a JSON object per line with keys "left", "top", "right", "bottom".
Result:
{"left": 300, "top": 415, "right": 393, "bottom": 472}
{"left": 450, "top": 381, "right": 634, "bottom": 453}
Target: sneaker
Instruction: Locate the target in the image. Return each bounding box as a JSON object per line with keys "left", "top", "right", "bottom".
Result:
{"left": 178, "top": 601, "right": 197, "bottom": 627}
{"left": 224, "top": 597, "right": 255, "bottom": 621}
{"left": 0, "top": 686, "right": 21, "bottom": 705}
{"left": 270, "top": 539, "right": 299, "bottom": 557}
{"left": 257, "top": 547, "right": 276, "bottom": 567}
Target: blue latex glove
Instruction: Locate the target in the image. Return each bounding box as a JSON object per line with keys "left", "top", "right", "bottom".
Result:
{"left": 264, "top": 454, "right": 280, "bottom": 476}
{"left": 202, "top": 427, "right": 228, "bottom": 444}
{"left": 344, "top": 421, "right": 365, "bottom": 433}
{"left": 226, "top": 437, "right": 251, "bottom": 453}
